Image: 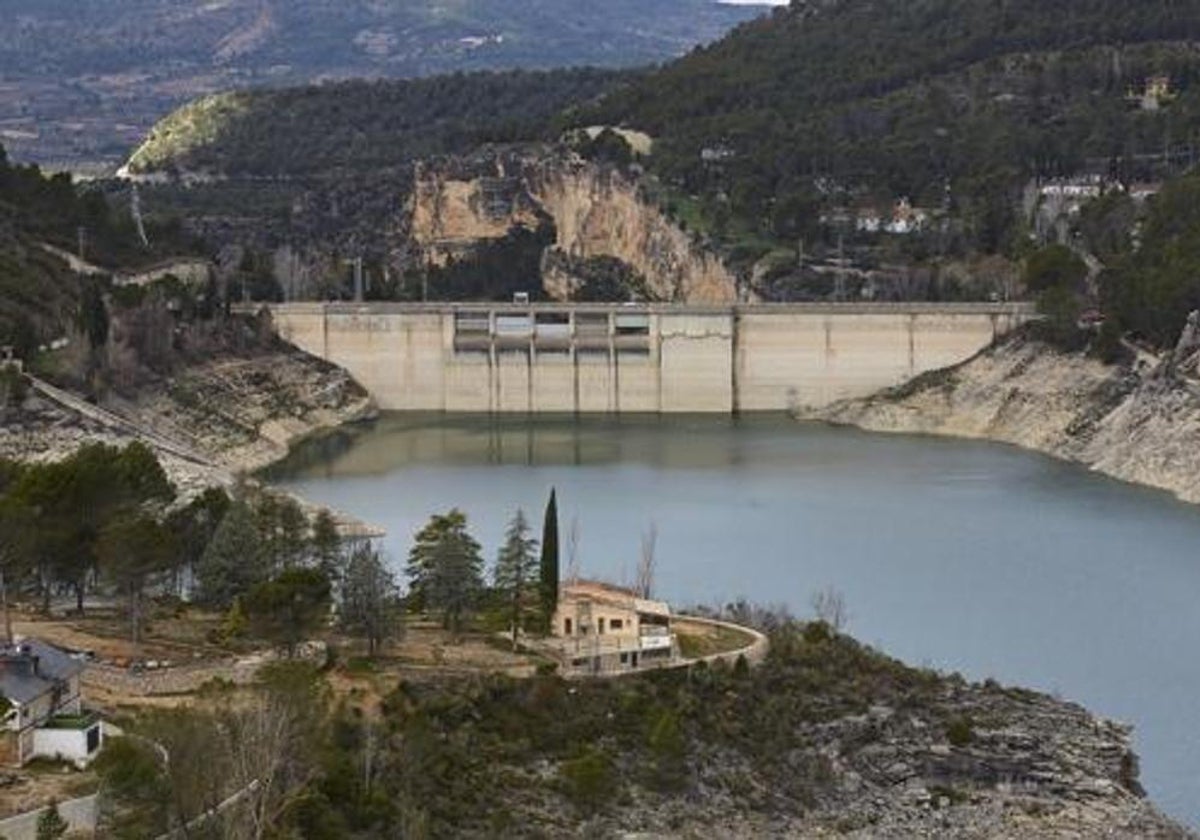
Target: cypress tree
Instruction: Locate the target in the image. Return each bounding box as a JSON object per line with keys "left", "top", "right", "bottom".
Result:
{"left": 539, "top": 488, "right": 559, "bottom": 631}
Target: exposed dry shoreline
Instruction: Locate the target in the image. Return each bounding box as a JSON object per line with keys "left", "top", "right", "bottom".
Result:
{"left": 0, "top": 343, "right": 377, "bottom": 523}
{"left": 3, "top": 331, "right": 1197, "bottom": 835}
{"left": 806, "top": 329, "right": 1200, "bottom": 507}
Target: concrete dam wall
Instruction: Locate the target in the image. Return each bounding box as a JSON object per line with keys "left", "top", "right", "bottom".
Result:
{"left": 263, "top": 303, "right": 1035, "bottom": 414}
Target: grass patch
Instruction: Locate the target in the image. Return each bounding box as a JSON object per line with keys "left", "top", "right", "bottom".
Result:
{"left": 343, "top": 657, "right": 381, "bottom": 676}
{"left": 675, "top": 620, "right": 755, "bottom": 659}
{"left": 43, "top": 713, "right": 97, "bottom": 730}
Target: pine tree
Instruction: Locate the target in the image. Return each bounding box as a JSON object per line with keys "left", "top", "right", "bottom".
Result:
{"left": 196, "top": 501, "right": 267, "bottom": 608}
{"left": 341, "top": 542, "right": 401, "bottom": 655}
{"left": 35, "top": 799, "right": 68, "bottom": 840}
{"left": 493, "top": 509, "right": 538, "bottom": 650}
{"left": 310, "top": 508, "right": 345, "bottom": 584}
{"left": 407, "top": 510, "right": 483, "bottom": 634}
{"left": 96, "top": 512, "right": 175, "bottom": 649}
{"left": 242, "top": 568, "right": 332, "bottom": 657}
{"left": 538, "top": 489, "right": 559, "bottom": 633}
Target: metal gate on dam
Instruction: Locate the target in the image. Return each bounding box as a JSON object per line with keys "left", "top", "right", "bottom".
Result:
{"left": 260, "top": 302, "right": 1036, "bottom": 414}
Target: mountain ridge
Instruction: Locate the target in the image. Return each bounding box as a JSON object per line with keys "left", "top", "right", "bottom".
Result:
{"left": 0, "top": 0, "right": 770, "bottom": 173}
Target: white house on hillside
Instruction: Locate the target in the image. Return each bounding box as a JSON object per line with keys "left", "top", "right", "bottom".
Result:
{"left": 0, "top": 639, "right": 101, "bottom": 767}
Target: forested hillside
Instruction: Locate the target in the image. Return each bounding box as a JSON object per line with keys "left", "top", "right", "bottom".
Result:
{"left": 0, "top": 0, "right": 767, "bottom": 172}
{"left": 127, "top": 70, "right": 626, "bottom": 176}
{"left": 1097, "top": 171, "right": 1200, "bottom": 347}
{"left": 0, "top": 145, "right": 200, "bottom": 357}
{"left": 582, "top": 0, "right": 1200, "bottom": 256}
{"left": 118, "top": 0, "right": 1200, "bottom": 332}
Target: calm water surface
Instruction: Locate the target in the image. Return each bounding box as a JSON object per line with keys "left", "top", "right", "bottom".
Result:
{"left": 265, "top": 414, "right": 1200, "bottom": 827}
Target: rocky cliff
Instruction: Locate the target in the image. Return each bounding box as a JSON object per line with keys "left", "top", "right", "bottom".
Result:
{"left": 0, "top": 315, "right": 375, "bottom": 498}
{"left": 810, "top": 327, "right": 1200, "bottom": 505}
{"left": 409, "top": 149, "right": 738, "bottom": 303}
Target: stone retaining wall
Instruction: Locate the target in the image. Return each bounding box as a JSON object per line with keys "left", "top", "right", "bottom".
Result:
{"left": 83, "top": 645, "right": 323, "bottom": 697}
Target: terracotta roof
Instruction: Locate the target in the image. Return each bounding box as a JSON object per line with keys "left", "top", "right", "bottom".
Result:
{"left": 562, "top": 582, "right": 670, "bottom": 617}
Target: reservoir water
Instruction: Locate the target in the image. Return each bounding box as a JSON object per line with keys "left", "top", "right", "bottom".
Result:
{"left": 265, "top": 413, "right": 1200, "bottom": 827}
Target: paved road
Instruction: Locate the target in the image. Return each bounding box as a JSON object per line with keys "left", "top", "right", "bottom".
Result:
{"left": 0, "top": 794, "right": 96, "bottom": 840}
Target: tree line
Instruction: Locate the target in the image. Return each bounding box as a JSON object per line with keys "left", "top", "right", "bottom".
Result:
{"left": 0, "top": 441, "right": 569, "bottom": 661}
{"left": 1021, "top": 168, "right": 1200, "bottom": 354}
{"left": 130, "top": 70, "right": 628, "bottom": 178}
{"left": 405, "top": 488, "right": 560, "bottom": 646}
{"left": 0, "top": 442, "right": 397, "bottom": 656}
{"left": 0, "top": 142, "right": 202, "bottom": 362}
{"left": 577, "top": 0, "right": 1200, "bottom": 266}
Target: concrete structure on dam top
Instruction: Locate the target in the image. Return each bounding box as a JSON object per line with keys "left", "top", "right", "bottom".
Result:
{"left": 261, "top": 302, "right": 1036, "bottom": 414}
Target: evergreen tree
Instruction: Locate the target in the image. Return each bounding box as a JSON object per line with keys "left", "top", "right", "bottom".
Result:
{"left": 254, "top": 491, "right": 310, "bottom": 573}
{"left": 36, "top": 799, "right": 69, "bottom": 840}
{"left": 493, "top": 509, "right": 538, "bottom": 650}
{"left": 96, "top": 512, "right": 175, "bottom": 648}
{"left": 196, "top": 501, "right": 267, "bottom": 608}
{"left": 340, "top": 543, "right": 401, "bottom": 655}
{"left": 242, "top": 568, "right": 332, "bottom": 657}
{"left": 310, "top": 509, "right": 345, "bottom": 584}
{"left": 165, "top": 488, "right": 231, "bottom": 598}
{"left": 0, "top": 498, "right": 33, "bottom": 643}
{"left": 406, "top": 510, "right": 483, "bottom": 634}
{"left": 538, "top": 489, "right": 560, "bottom": 632}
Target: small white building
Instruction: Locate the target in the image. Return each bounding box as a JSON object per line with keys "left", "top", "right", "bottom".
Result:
{"left": 0, "top": 640, "right": 101, "bottom": 767}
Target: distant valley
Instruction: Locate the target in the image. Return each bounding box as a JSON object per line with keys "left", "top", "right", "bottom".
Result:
{"left": 0, "top": 0, "right": 769, "bottom": 173}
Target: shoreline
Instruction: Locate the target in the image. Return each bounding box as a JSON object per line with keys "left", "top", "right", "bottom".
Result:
{"left": 803, "top": 331, "right": 1200, "bottom": 509}
{"left": 1, "top": 344, "right": 383, "bottom": 534}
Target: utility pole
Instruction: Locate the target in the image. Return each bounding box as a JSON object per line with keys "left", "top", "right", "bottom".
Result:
{"left": 77, "top": 226, "right": 86, "bottom": 261}
{"left": 835, "top": 232, "right": 846, "bottom": 302}
{"left": 345, "top": 257, "right": 364, "bottom": 302}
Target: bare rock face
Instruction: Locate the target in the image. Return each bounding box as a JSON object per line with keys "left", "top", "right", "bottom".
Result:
{"left": 409, "top": 164, "right": 545, "bottom": 263}
{"left": 408, "top": 148, "right": 738, "bottom": 304}
{"left": 810, "top": 329, "right": 1200, "bottom": 505}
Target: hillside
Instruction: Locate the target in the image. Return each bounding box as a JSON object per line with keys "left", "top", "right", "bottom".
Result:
{"left": 125, "top": 70, "right": 626, "bottom": 177}
{"left": 92, "top": 617, "right": 1187, "bottom": 838}
{"left": 0, "top": 0, "right": 769, "bottom": 173}
{"left": 117, "top": 0, "right": 1200, "bottom": 309}
{"left": 0, "top": 145, "right": 203, "bottom": 357}
{"left": 579, "top": 0, "right": 1200, "bottom": 271}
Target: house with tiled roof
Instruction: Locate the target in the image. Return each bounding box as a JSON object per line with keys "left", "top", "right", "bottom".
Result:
{"left": 551, "top": 581, "right": 679, "bottom": 676}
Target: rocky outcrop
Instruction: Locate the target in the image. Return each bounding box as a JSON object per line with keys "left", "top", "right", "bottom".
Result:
{"left": 0, "top": 330, "right": 375, "bottom": 497}
{"left": 409, "top": 148, "right": 738, "bottom": 303}
{"left": 495, "top": 627, "right": 1191, "bottom": 839}
{"left": 810, "top": 327, "right": 1200, "bottom": 505}
{"left": 687, "top": 683, "right": 1189, "bottom": 839}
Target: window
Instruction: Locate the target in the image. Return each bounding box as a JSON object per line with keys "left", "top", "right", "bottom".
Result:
{"left": 610, "top": 619, "right": 624, "bottom": 631}
{"left": 597, "top": 618, "right": 605, "bottom": 634}
{"left": 619, "top": 652, "right": 629, "bottom": 664}
{"left": 564, "top": 618, "right": 573, "bottom": 636}
{"left": 614, "top": 313, "right": 650, "bottom": 336}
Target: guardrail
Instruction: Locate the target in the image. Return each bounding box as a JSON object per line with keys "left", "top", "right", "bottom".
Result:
{"left": 236, "top": 300, "right": 1038, "bottom": 317}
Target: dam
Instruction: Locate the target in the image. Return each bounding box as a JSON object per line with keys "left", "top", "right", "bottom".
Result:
{"left": 262, "top": 302, "right": 1035, "bottom": 413}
